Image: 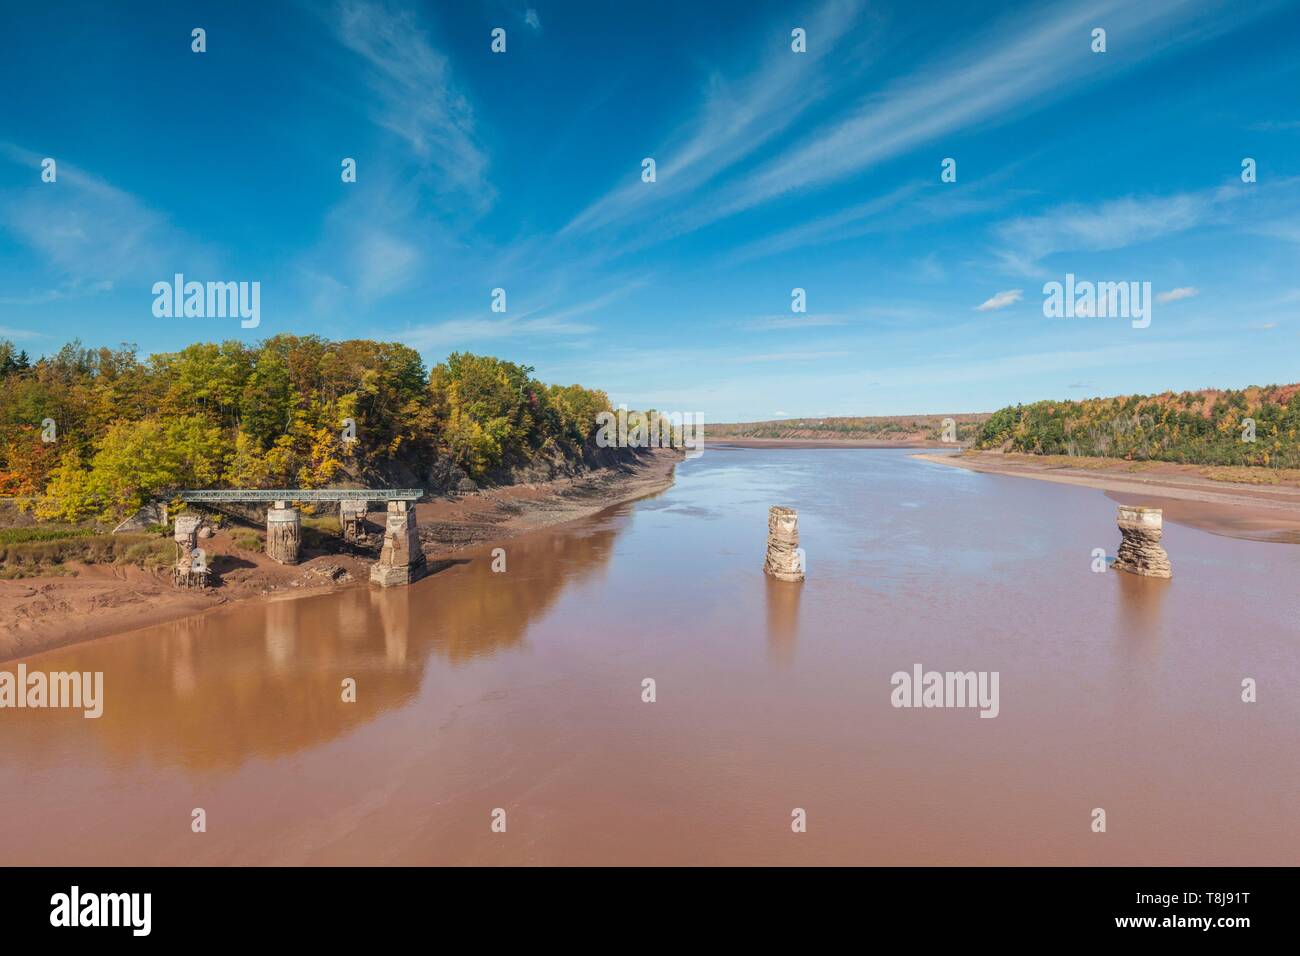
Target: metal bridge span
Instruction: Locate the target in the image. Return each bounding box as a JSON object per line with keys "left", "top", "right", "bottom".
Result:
{"left": 175, "top": 489, "right": 423, "bottom": 503}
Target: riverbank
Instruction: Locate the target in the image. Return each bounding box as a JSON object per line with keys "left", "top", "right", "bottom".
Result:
{"left": 0, "top": 449, "right": 679, "bottom": 662}
{"left": 915, "top": 450, "right": 1300, "bottom": 543}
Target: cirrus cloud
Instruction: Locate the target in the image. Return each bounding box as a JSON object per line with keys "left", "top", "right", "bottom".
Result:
{"left": 1156, "top": 286, "right": 1199, "bottom": 304}
{"left": 975, "top": 289, "right": 1023, "bottom": 312}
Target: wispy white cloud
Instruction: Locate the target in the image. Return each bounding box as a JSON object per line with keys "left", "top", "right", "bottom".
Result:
{"left": 0, "top": 143, "right": 216, "bottom": 293}
{"left": 352, "top": 228, "right": 421, "bottom": 300}
{"left": 1247, "top": 119, "right": 1300, "bottom": 131}
{"left": 295, "top": 172, "right": 463, "bottom": 309}
{"left": 557, "top": 0, "right": 1283, "bottom": 265}
{"left": 1254, "top": 219, "right": 1300, "bottom": 244}
{"left": 834, "top": 340, "right": 1218, "bottom": 390}
{"left": 296, "top": 1, "right": 495, "bottom": 312}
{"left": 398, "top": 313, "right": 595, "bottom": 350}
{"left": 912, "top": 254, "right": 947, "bottom": 284}
{"left": 1156, "top": 286, "right": 1199, "bottom": 304}
{"left": 0, "top": 324, "right": 43, "bottom": 340}
{"left": 562, "top": 0, "right": 869, "bottom": 238}
{"left": 397, "top": 281, "right": 645, "bottom": 351}
{"left": 991, "top": 176, "right": 1300, "bottom": 274}
{"left": 993, "top": 192, "right": 1209, "bottom": 275}
{"left": 487, "top": 0, "right": 1285, "bottom": 362}
{"left": 738, "top": 313, "right": 851, "bottom": 331}
{"left": 0, "top": 280, "right": 113, "bottom": 307}
{"left": 975, "top": 289, "right": 1023, "bottom": 312}
{"left": 721, "top": 183, "right": 920, "bottom": 265}
{"left": 702, "top": 0, "right": 1269, "bottom": 226}
{"left": 552, "top": 338, "right": 1223, "bottom": 421}
{"left": 327, "top": 0, "right": 491, "bottom": 208}
{"left": 726, "top": 349, "right": 850, "bottom": 364}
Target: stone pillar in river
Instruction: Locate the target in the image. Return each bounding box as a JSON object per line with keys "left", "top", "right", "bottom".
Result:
{"left": 266, "top": 501, "right": 302, "bottom": 565}
{"left": 369, "top": 500, "right": 427, "bottom": 587}
{"left": 340, "top": 499, "right": 368, "bottom": 544}
{"left": 172, "top": 514, "right": 210, "bottom": 588}
{"left": 1112, "top": 505, "right": 1171, "bottom": 578}
{"left": 763, "top": 506, "right": 805, "bottom": 582}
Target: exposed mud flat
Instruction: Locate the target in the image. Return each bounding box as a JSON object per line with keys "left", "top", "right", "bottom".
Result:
{"left": 915, "top": 450, "right": 1300, "bottom": 543}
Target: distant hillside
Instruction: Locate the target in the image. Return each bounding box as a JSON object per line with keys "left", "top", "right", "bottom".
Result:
{"left": 975, "top": 384, "right": 1300, "bottom": 467}
{"left": 708, "top": 414, "right": 990, "bottom": 444}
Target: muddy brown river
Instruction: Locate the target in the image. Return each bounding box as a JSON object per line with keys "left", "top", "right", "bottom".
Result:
{"left": 1, "top": 449, "right": 1297, "bottom": 865}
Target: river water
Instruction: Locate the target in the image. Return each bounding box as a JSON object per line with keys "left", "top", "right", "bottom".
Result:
{"left": 1, "top": 448, "right": 1297, "bottom": 865}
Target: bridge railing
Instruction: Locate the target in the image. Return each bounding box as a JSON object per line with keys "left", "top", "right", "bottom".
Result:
{"left": 173, "top": 489, "right": 423, "bottom": 503}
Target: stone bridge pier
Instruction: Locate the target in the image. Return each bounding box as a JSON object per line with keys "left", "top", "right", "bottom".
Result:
{"left": 370, "top": 500, "right": 426, "bottom": 587}
{"left": 763, "top": 506, "right": 805, "bottom": 582}
{"left": 171, "top": 514, "right": 211, "bottom": 588}
{"left": 266, "top": 500, "right": 302, "bottom": 565}
{"left": 1113, "top": 505, "right": 1171, "bottom": 578}
{"left": 163, "top": 488, "right": 425, "bottom": 583}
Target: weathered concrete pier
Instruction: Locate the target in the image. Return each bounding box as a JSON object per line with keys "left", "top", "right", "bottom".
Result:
{"left": 369, "top": 500, "right": 427, "bottom": 588}
{"left": 265, "top": 501, "right": 302, "bottom": 565}
{"left": 171, "top": 514, "right": 210, "bottom": 588}
{"left": 1113, "top": 505, "right": 1172, "bottom": 578}
{"left": 763, "top": 506, "right": 805, "bottom": 582}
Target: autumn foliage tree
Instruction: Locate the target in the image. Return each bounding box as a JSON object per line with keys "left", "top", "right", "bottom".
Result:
{"left": 0, "top": 336, "right": 612, "bottom": 522}
{"left": 975, "top": 385, "right": 1300, "bottom": 467}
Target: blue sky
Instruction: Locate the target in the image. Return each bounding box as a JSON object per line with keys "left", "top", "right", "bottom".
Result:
{"left": 1, "top": 0, "right": 1298, "bottom": 420}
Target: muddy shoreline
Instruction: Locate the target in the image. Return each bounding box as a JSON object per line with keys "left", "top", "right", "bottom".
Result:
{"left": 0, "top": 450, "right": 679, "bottom": 663}
{"left": 915, "top": 450, "right": 1300, "bottom": 543}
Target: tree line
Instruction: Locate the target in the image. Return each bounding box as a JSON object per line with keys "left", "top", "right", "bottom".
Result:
{"left": 0, "top": 336, "right": 613, "bottom": 522}
{"left": 974, "top": 384, "right": 1300, "bottom": 467}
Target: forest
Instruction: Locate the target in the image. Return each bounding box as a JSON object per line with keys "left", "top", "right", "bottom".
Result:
{"left": 0, "top": 336, "right": 613, "bottom": 523}
{"left": 973, "top": 384, "right": 1300, "bottom": 467}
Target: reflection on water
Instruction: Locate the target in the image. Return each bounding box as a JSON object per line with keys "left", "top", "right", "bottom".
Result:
{"left": 1113, "top": 566, "right": 1171, "bottom": 663}
{"left": 2, "top": 448, "right": 1299, "bottom": 866}
{"left": 764, "top": 576, "right": 801, "bottom": 665}
{"left": 0, "top": 519, "right": 623, "bottom": 771}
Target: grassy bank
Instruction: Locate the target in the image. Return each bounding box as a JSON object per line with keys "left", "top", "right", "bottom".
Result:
{"left": 0, "top": 528, "right": 172, "bottom": 578}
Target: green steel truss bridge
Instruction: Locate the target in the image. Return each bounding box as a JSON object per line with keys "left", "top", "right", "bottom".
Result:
{"left": 174, "top": 489, "right": 423, "bottom": 503}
